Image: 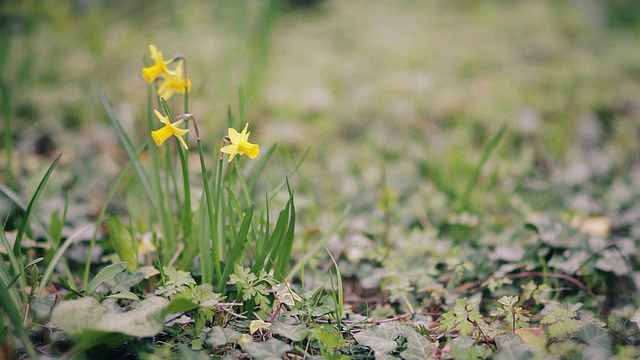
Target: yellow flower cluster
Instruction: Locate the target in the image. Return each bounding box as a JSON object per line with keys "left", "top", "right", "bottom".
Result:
{"left": 141, "top": 44, "right": 191, "bottom": 100}
{"left": 144, "top": 45, "right": 259, "bottom": 162}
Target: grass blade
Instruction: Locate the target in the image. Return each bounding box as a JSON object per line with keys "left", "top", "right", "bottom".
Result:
{"left": 13, "top": 154, "right": 61, "bottom": 268}
{"left": 0, "top": 277, "right": 36, "bottom": 359}
{"left": 458, "top": 123, "right": 506, "bottom": 210}
{"left": 97, "top": 86, "right": 156, "bottom": 208}
{"left": 218, "top": 204, "right": 254, "bottom": 293}
{"left": 37, "top": 224, "right": 94, "bottom": 298}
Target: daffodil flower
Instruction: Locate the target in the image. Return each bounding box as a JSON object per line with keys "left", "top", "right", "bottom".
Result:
{"left": 141, "top": 44, "right": 175, "bottom": 83}
{"left": 150, "top": 109, "right": 189, "bottom": 150}
{"left": 220, "top": 123, "right": 260, "bottom": 162}
{"left": 157, "top": 61, "right": 191, "bottom": 100}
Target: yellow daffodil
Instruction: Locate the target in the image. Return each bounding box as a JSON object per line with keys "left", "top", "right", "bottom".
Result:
{"left": 220, "top": 123, "right": 260, "bottom": 162}
{"left": 150, "top": 109, "right": 189, "bottom": 150}
{"left": 157, "top": 61, "right": 191, "bottom": 100}
{"left": 141, "top": 44, "right": 175, "bottom": 83}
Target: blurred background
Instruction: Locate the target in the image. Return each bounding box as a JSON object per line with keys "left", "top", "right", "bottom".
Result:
{"left": 2, "top": 0, "right": 640, "bottom": 236}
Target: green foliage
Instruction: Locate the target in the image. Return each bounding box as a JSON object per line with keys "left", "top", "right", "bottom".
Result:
{"left": 313, "top": 326, "right": 347, "bottom": 357}
{"left": 439, "top": 297, "right": 486, "bottom": 337}
{"left": 50, "top": 296, "right": 169, "bottom": 351}
{"left": 540, "top": 303, "right": 582, "bottom": 338}
{"left": 85, "top": 261, "right": 128, "bottom": 296}
{"left": 243, "top": 338, "right": 291, "bottom": 360}
{"left": 270, "top": 316, "right": 308, "bottom": 342}
{"left": 206, "top": 326, "right": 242, "bottom": 348}
{"left": 5, "top": 2, "right": 640, "bottom": 358}
{"left": 230, "top": 264, "right": 276, "bottom": 313}
{"left": 494, "top": 333, "right": 532, "bottom": 360}
{"left": 107, "top": 216, "right": 137, "bottom": 272}
{"left": 156, "top": 266, "right": 196, "bottom": 299}
{"left": 491, "top": 295, "right": 531, "bottom": 333}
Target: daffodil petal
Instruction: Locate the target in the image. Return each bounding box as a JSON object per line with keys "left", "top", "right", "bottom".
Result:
{"left": 154, "top": 109, "right": 169, "bottom": 124}
{"left": 227, "top": 128, "right": 242, "bottom": 144}
{"left": 220, "top": 144, "right": 238, "bottom": 155}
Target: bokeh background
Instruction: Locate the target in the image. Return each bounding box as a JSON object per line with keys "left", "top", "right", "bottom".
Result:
{"left": 3, "top": 0, "right": 640, "bottom": 236}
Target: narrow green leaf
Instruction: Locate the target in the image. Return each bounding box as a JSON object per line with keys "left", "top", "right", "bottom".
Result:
{"left": 0, "top": 275, "right": 36, "bottom": 358}
{"left": 107, "top": 291, "right": 140, "bottom": 301}
{"left": 274, "top": 183, "right": 295, "bottom": 281}
{"left": 252, "top": 205, "right": 288, "bottom": 275}
{"left": 14, "top": 153, "right": 61, "bottom": 261}
{"left": 97, "top": 87, "right": 156, "bottom": 208}
{"left": 86, "top": 262, "right": 129, "bottom": 295}
{"left": 219, "top": 204, "right": 254, "bottom": 293}
{"left": 459, "top": 122, "right": 506, "bottom": 210}
{"left": 37, "top": 223, "right": 94, "bottom": 298}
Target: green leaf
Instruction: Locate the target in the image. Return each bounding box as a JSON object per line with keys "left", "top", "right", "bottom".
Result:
{"left": 575, "top": 323, "right": 611, "bottom": 351}
{"left": 176, "top": 343, "right": 210, "bottom": 360}
{"left": 110, "top": 271, "right": 146, "bottom": 293}
{"left": 0, "top": 276, "right": 37, "bottom": 358}
{"left": 206, "top": 326, "right": 242, "bottom": 348}
{"left": 49, "top": 209, "right": 63, "bottom": 248}
{"left": 51, "top": 296, "right": 169, "bottom": 349}
{"left": 86, "top": 261, "right": 128, "bottom": 295}
{"left": 498, "top": 295, "right": 519, "bottom": 307}
{"left": 450, "top": 337, "right": 493, "bottom": 360}
{"left": 107, "top": 215, "right": 137, "bottom": 271}
{"left": 98, "top": 87, "right": 155, "bottom": 208}
{"left": 270, "top": 317, "right": 308, "bottom": 342}
{"left": 541, "top": 306, "right": 581, "bottom": 338}
{"left": 314, "top": 326, "right": 347, "bottom": 352}
{"left": 243, "top": 338, "right": 291, "bottom": 360}
{"left": 13, "top": 154, "right": 61, "bottom": 261}
{"left": 495, "top": 333, "right": 532, "bottom": 360}
{"left": 400, "top": 325, "right": 432, "bottom": 360}
{"left": 106, "top": 291, "right": 140, "bottom": 301}
{"left": 166, "top": 298, "right": 199, "bottom": 314}
{"left": 353, "top": 323, "right": 400, "bottom": 356}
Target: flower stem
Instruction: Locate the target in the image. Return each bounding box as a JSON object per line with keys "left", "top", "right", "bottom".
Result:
{"left": 189, "top": 116, "right": 221, "bottom": 284}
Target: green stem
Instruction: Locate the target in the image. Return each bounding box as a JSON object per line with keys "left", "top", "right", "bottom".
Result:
{"left": 188, "top": 116, "right": 221, "bottom": 284}
{"left": 179, "top": 54, "right": 192, "bottom": 249}
{"left": 177, "top": 142, "right": 192, "bottom": 245}
{"left": 214, "top": 157, "right": 226, "bottom": 262}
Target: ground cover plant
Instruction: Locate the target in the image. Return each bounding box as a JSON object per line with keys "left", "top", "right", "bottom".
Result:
{"left": 2, "top": 0, "right": 640, "bottom": 359}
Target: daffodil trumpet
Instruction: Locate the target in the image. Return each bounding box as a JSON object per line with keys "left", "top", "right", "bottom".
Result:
{"left": 150, "top": 109, "right": 189, "bottom": 150}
